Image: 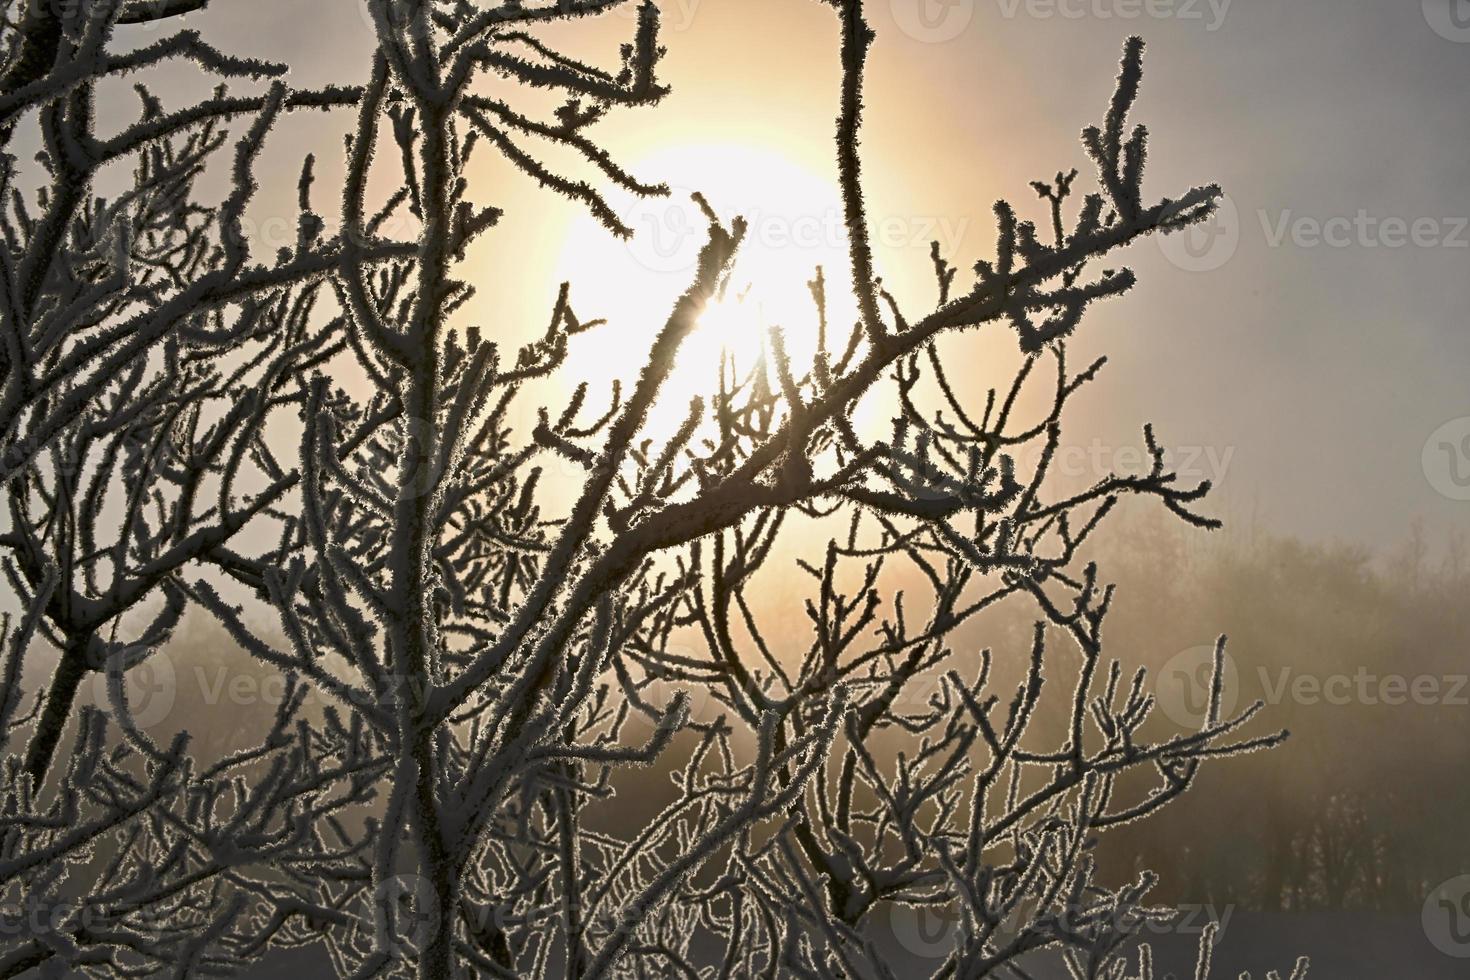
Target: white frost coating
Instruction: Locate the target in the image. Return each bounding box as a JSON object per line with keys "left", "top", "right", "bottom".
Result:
{"left": 0, "top": 1, "right": 1304, "bottom": 978}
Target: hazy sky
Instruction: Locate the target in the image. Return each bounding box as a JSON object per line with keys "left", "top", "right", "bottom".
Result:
{"left": 112, "top": 0, "right": 1470, "bottom": 551}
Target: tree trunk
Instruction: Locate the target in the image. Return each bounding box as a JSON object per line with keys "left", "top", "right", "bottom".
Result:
{"left": 23, "top": 636, "right": 90, "bottom": 789}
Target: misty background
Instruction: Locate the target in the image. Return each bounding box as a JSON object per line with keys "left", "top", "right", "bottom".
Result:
{"left": 131, "top": 0, "right": 1470, "bottom": 550}
{"left": 64, "top": 0, "right": 1470, "bottom": 973}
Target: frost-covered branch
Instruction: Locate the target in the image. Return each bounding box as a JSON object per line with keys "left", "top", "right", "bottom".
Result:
{"left": 0, "top": 1, "right": 1303, "bottom": 978}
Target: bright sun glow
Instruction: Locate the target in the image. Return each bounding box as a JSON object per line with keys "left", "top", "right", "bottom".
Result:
{"left": 554, "top": 142, "right": 863, "bottom": 440}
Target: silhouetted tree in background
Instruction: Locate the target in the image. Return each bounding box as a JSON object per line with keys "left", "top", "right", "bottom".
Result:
{"left": 0, "top": 1, "right": 1309, "bottom": 978}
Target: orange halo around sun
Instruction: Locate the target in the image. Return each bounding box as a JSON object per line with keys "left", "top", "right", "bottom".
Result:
{"left": 555, "top": 142, "right": 865, "bottom": 438}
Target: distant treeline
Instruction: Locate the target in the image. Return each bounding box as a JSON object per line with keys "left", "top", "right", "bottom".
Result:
{"left": 1084, "top": 513, "right": 1470, "bottom": 913}
{"left": 138, "top": 512, "right": 1468, "bottom": 917}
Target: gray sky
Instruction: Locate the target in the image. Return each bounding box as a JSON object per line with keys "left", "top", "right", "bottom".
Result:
{"left": 114, "top": 0, "right": 1470, "bottom": 552}
{"left": 865, "top": 0, "right": 1470, "bottom": 551}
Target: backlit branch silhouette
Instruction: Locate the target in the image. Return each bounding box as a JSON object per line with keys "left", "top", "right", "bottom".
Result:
{"left": 0, "top": 1, "right": 1307, "bottom": 978}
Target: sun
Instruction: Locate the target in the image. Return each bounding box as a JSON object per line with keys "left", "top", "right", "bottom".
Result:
{"left": 554, "top": 142, "right": 863, "bottom": 441}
